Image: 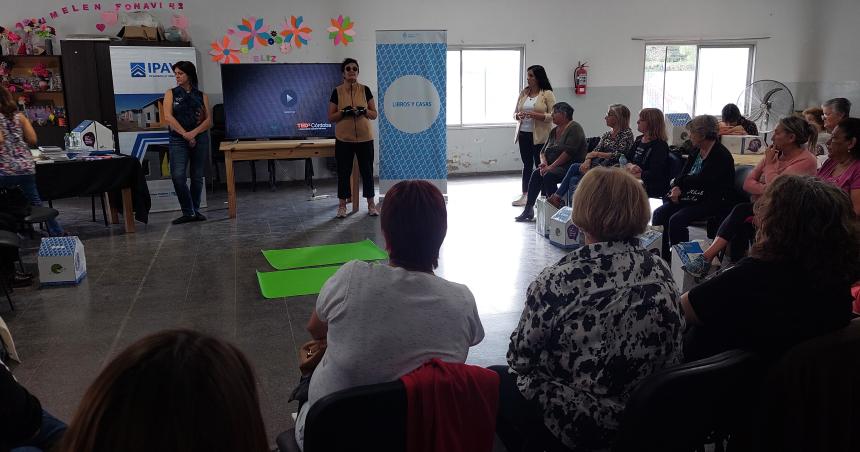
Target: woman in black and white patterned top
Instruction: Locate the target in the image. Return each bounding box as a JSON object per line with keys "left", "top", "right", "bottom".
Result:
{"left": 492, "top": 168, "right": 685, "bottom": 452}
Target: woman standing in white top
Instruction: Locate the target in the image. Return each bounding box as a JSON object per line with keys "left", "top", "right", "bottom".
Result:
{"left": 512, "top": 65, "right": 556, "bottom": 206}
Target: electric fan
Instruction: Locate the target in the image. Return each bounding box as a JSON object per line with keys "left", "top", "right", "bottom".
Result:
{"left": 737, "top": 80, "right": 795, "bottom": 136}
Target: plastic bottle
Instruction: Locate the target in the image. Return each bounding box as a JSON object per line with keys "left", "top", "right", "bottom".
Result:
{"left": 618, "top": 153, "right": 628, "bottom": 167}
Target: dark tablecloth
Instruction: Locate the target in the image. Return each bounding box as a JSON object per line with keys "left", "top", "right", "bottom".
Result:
{"left": 35, "top": 156, "right": 151, "bottom": 223}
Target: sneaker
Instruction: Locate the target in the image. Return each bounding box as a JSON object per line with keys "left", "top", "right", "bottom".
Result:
{"left": 11, "top": 272, "right": 33, "bottom": 288}
{"left": 172, "top": 215, "right": 196, "bottom": 225}
{"left": 193, "top": 213, "right": 207, "bottom": 221}
{"left": 683, "top": 255, "right": 711, "bottom": 278}
{"left": 336, "top": 206, "right": 347, "bottom": 218}
{"left": 368, "top": 206, "right": 379, "bottom": 217}
{"left": 512, "top": 194, "right": 527, "bottom": 207}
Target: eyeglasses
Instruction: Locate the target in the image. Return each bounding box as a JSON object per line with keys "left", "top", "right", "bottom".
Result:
{"left": 345, "top": 66, "right": 359, "bottom": 72}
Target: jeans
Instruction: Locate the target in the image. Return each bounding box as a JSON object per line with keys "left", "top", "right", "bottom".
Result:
{"left": 518, "top": 132, "right": 543, "bottom": 193}
{"left": 0, "top": 175, "right": 63, "bottom": 236}
{"left": 525, "top": 169, "right": 564, "bottom": 210}
{"left": 10, "top": 409, "right": 67, "bottom": 452}
{"left": 335, "top": 139, "right": 375, "bottom": 200}
{"left": 169, "top": 133, "right": 208, "bottom": 217}
{"left": 652, "top": 201, "right": 718, "bottom": 260}
{"left": 554, "top": 163, "right": 583, "bottom": 203}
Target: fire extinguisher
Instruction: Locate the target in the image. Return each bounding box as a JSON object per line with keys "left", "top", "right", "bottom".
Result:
{"left": 574, "top": 61, "right": 588, "bottom": 95}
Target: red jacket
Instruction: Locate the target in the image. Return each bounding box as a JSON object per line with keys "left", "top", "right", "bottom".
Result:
{"left": 400, "top": 359, "right": 499, "bottom": 452}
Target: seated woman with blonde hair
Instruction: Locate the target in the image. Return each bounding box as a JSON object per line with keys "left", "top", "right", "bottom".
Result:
{"left": 494, "top": 167, "right": 685, "bottom": 451}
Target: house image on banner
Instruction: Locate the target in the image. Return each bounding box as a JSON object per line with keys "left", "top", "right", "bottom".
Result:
{"left": 117, "top": 97, "right": 164, "bottom": 131}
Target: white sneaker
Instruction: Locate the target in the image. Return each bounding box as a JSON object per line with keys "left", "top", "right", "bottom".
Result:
{"left": 512, "top": 194, "right": 527, "bottom": 207}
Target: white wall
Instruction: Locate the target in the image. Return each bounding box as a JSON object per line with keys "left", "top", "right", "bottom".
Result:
{"left": 6, "top": 0, "right": 857, "bottom": 180}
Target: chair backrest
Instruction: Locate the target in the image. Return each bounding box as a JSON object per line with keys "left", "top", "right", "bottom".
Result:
{"left": 586, "top": 136, "right": 601, "bottom": 152}
{"left": 667, "top": 150, "right": 685, "bottom": 182}
{"left": 731, "top": 164, "right": 754, "bottom": 204}
{"left": 755, "top": 318, "right": 860, "bottom": 452}
{"left": 612, "top": 349, "right": 762, "bottom": 452}
{"left": 303, "top": 380, "right": 406, "bottom": 452}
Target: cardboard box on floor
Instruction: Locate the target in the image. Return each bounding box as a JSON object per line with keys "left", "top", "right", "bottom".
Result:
{"left": 535, "top": 197, "right": 559, "bottom": 238}
{"left": 638, "top": 228, "right": 662, "bottom": 256}
{"left": 549, "top": 207, "right": 584, "bottom": 249}
{"left": 38, "top": 237, "right": 87, "bottom": 286}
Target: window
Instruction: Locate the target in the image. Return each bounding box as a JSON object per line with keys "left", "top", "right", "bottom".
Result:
{"left": 643, "top": 44, "right": 754, "bottom": 117}
{"left": 447, "top": 47, "right": 523, "bottom": 126}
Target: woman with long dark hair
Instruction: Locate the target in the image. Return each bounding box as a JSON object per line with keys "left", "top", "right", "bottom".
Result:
{"left": 328, "top": 58, "right": 379, "bottom": 218}
{"left": 60, "top": 330, "right": 269, "bottom": 452}
{"left": 163, "top": 61, "right": 211, "bottom": 225}
{"left": 681, "top": 175, "right": 860, "bottom": 359}
{"left": 512, "top": 65, "right": 555, "bottom": 207}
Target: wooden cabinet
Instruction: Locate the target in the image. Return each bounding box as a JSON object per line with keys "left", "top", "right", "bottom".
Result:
{"left": 0, "top": 55, "right": 69, "bottom": 147}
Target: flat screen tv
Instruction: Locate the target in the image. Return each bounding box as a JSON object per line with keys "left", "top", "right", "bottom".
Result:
{"left": 220, "top": 63, "right": 342, "bottom": 140}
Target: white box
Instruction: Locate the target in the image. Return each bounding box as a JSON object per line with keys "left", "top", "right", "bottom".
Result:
{"left": 549, "top": 207, "right": 585, "bottom": 249}
{"left": 38, "top": 236, "right": 87, "bottom": 286}
{"left": 721, "top": 135, "right": 764, "bottom": 155}
{"left": 534, "top": 197, "right": 558, "bottom": 238}
{"left": 535, "top": 197, "right": 546, "bottom": 236}
{"left": 147, "top": 178, "right": 208, "bottom": 213}
{"left": 638, "top": 228, "right": 663, "bottom": 256}
{"left": 665, "top": 113, "right": 692, "bottom": 146}
{"left": 670, "top": 240, "right": 710, "bottom": 293}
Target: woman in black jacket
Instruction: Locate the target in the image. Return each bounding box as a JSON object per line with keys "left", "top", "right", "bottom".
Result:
{"left": 624, "top": 108, "right": 671, "bottom": 198}
{"left": 652, "top": 115, "right": 735, "bottom": 260}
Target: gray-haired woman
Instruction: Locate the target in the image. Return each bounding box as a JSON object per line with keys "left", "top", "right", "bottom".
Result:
{"left": 515, "top": 102, "right": 586, "bottom": 221}
{"left": 652, "top": 115, "right": 735, "bottom": 260}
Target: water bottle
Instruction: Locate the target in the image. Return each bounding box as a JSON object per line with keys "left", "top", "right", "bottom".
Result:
{"left": 618, "top": 153, "right": 628, "bottom": 167}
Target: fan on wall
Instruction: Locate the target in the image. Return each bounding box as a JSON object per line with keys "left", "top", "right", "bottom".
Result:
{"left": 737, "top": 80, "right": 795, "bottom": 138}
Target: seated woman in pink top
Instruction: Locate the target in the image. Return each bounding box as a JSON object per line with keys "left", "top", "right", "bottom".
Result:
{"left": 819, "top": 117, "right": 860, "bottom": 215}
{"left": 685, "top": 117, "right": 818, "bottom": 277}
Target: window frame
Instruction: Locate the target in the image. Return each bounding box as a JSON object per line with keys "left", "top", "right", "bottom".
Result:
{"left": 642, "top": 42, "right": 756, "bottom": 116}
{"left": 446, "top": 44, "right": 525, "bottom": 129}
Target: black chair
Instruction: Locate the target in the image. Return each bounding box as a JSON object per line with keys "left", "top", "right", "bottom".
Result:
{"left": 699, "top": 164, "right": 754, "bottom": 239}
{"left": 276, "top": 380, "right": 406, "bottom": 452}
{"left": 23, "top": 206, "right": 59, "bottom": 238}
{"left": 211, "top": 103, "right": 271, "bottom": 192}
{"left": 612, "top": 349, "right": 762, "bottom": 452}
{"left": 752, "top": 318, "right": 860, "bottom": 452}
{"left": 0, "top": 230, "right": 21, "bottom": 310}
{"left": 586, "top": 136, "right": 601, "bottom": 152}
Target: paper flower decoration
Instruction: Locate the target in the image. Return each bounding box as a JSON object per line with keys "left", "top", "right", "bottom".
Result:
{"left": 210, "top": 35, "right": 240, "bottom": 64}
{"left": 237, "top": 17, "right": 269, "bottom": 50}
{"left": 281, "top": 16, "right": 312, "bottom": 48}
{"left": 327, "top": 15, "right": 355, "bottom": 46}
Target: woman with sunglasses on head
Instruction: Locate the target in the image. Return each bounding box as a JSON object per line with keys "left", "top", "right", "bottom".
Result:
{"left": 328, "top": 58, "right": 379, "bottom": 218}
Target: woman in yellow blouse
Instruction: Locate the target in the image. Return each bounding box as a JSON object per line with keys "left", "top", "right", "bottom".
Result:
{"left": 512, "top": 65, "right": 556, "bottom": 206}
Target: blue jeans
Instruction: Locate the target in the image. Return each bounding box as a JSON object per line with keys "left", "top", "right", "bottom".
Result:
{"left": 169, "top": 133, "right": 208, "bottom": 217}
{"left": 0, "top": 175, "right": 63, "bottom": 236}
{"left": 10, "top": 409, "right": 67, "bottom": 452}
{"left": 555, "top": 163, "right": 583, "bottom": 204}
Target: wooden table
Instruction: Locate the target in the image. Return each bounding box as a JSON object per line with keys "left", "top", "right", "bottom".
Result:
{"left": 731, "top": 153, "right": 765, "bottom": 167}
{"left": 219, "top": 139, "right": 359, "bottom": 219}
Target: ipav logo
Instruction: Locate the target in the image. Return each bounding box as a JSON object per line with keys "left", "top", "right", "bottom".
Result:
{"left": 130, "top": 62, "right": 146, "bottom": 77}
{"left": 129, "top": 62, "right": 175, "bottom": 78}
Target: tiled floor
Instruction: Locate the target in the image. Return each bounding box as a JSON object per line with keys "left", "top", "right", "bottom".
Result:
{"left": 3, "top": 174, "right": 574, "bottom": 443}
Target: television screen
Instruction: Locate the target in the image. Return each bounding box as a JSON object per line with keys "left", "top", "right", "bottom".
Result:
{"left": 221, "top": 63, "right": 342, "bottom": 140}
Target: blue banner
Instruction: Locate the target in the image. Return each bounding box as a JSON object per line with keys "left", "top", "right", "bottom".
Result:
{"left": 376, "top": 30, "right": 447, "bottom": 193}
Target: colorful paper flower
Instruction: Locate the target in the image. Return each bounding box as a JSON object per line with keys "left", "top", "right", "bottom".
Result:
{"left": 237, "top": 17, "right": 270, "bottom": 49}
{"left": 209, "top": 35, "right": 240, "bottom": 64}
{"left": 281, "top": 16, "right": 312, "bottom": 48}
{"left": 327, "top": 15, "right": 355, "bottom": 46}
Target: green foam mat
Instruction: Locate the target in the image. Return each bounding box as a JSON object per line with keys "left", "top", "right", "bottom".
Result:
{"left": 256, "top": 266, "right": 342, "bottom": 299}
{"left": 262, "top": 239, "right": 388, "bottom": 270}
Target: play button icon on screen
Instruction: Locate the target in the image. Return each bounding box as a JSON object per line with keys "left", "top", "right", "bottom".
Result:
{"left": 281, "top": 89, "right": 298, "bottom": 108}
